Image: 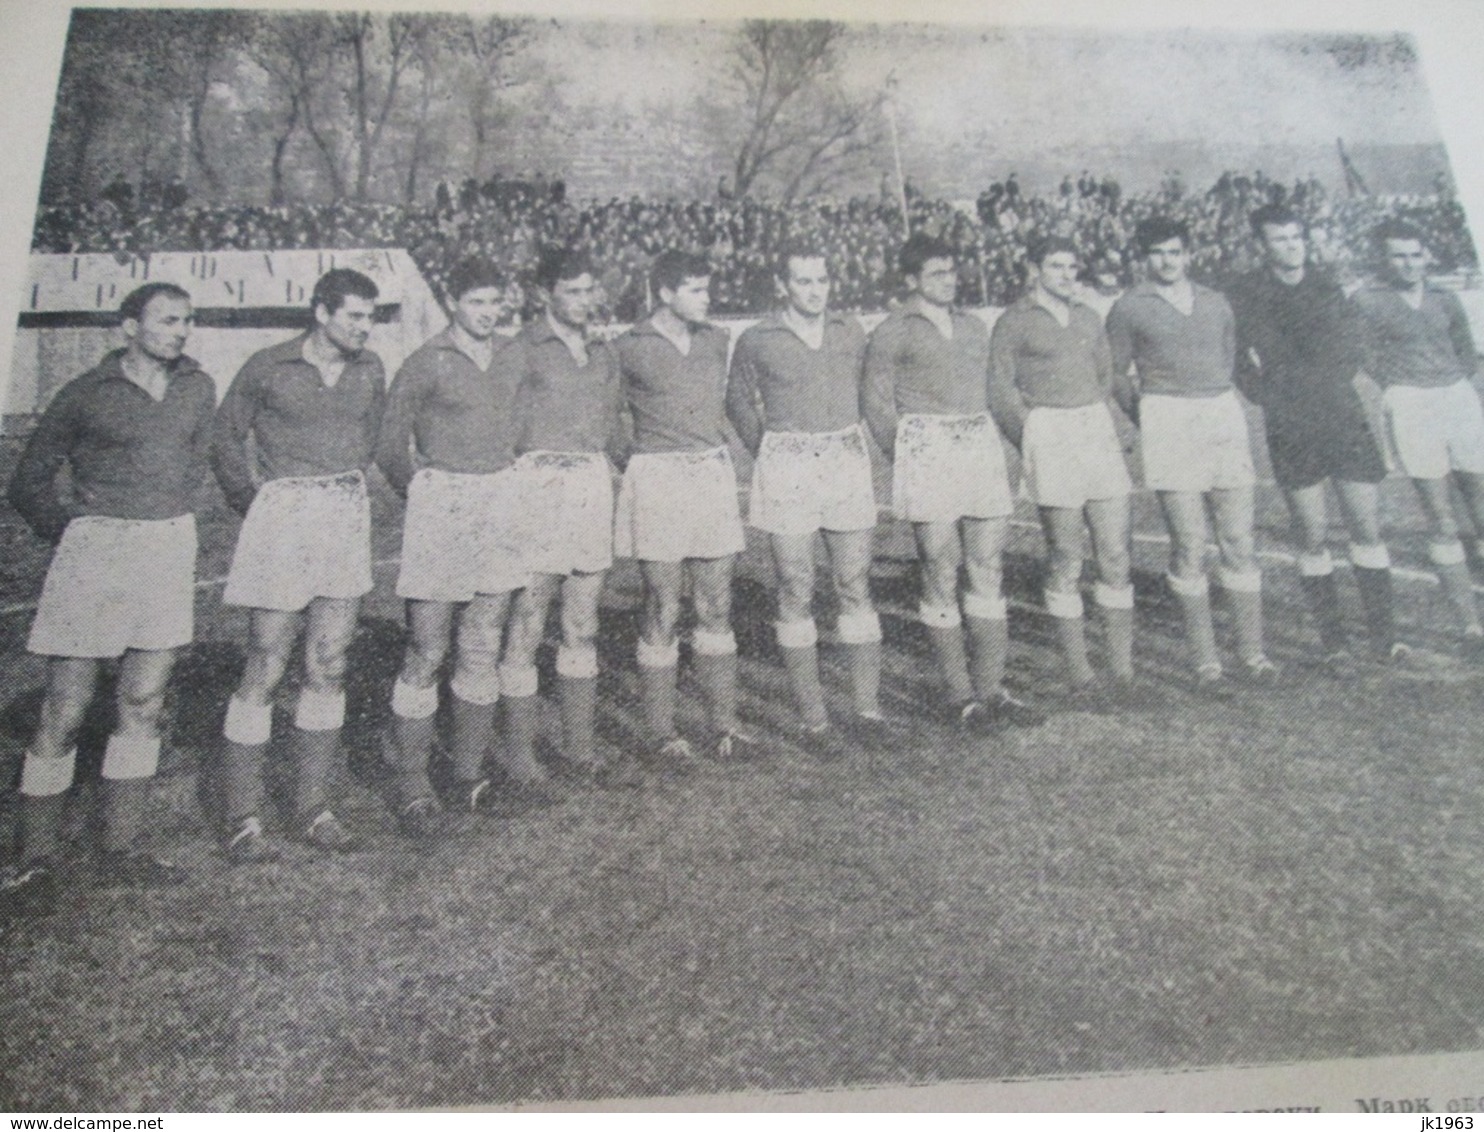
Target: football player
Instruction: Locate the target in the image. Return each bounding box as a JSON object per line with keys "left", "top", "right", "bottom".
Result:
{"left": 1107, "top": 219, "right": 1274, "bottom": 691}
{"left": 212, "top": 268, "right": 386, "bottom": 860}
{"left": 4, "top": 283, "right": 213, "bottom": 911}
{"left": 1353, "top": 219, "right": 1484, "bottom": 659}
{"left": 988, "top": 236, "right": 1145, "bottom": 705}
{"left": 864, "top": 233, "right": 1044, "bottom": 731}
{"left": 726, "top": 243, "right": 902, "bottom": 758}
{"left": 614, "top": 249, "right": 757, "bottom": 766}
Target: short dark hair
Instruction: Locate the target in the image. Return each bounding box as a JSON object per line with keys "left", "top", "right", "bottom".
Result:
{"left": 651, "top": 249, "right": 712, "bottom": 295}
{"left": 773, "top": 241, "right": 829, "bottom": 282}
{"left": 533, "top": 245, "right": 594, "bottom": 292}
{"left": 1134, "top": 218, "right": 1190, "bottom": 256}
{"left": 445, "top": 257, "right": 505, "bottom": 301}
{"left": 119, "top": 282, "right": 190, "bottom": 324}
{"left": 1249, "top": 204, "right": 1305, "bottom": 238}
{"left": 1025, "top": 234, "right": 1080, "bottom": 267}
{"left": 311, "top": 268, "right": 379, "bottom": 316}
{"left": 898, "top": 232, "right": 955, "bottom": 280}
{"left": 1372, "top": 218, "right": 1427, "bottom": 248}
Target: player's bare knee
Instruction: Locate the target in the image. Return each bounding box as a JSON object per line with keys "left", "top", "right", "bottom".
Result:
{"left": 833, "top": 556, "right": 872, "bottom": 610}
{"left": 1046, "top": 544, "right": 1081, "bottom": 588}
{"left": 964, "top": 568, "right": 1004, "bottom": 610}
{"left": 400, "top": 640, "right": 445, "bottom": 687}
{"left": 921, "top": 556, "right": 959, "bottom": 609}
{"left": 561, "top": 604, "right": 601, "bottom": 650}
{"left": 692, "top": 581, "right": 732, "bottom": 633}
{"left": 1168, "top": 542, "right": 1204, "bottom": 580}
{"left": 115, "top": 684, "right": 166, "bottom": 735}
{"left": 305, "top": 637, "right": 350, "bottom": 691}
{"left": 238, "top": 643, "right": 289, "bottom": 701}
{"left": 836, "top": 577, "right": 875, "bottom": 619}
{"left": 1096, "top": 550, "right": 1131, "bottom": 588}
{"left": 1217, "top": 545, "right": 1257, "bottom": 577}
{"left": 1426, "top": 507, "right": 1461, "bottom": 540}
{"left": 775, "top": 572, "right": 815, "bottom": 623}
{"left": 37, "top": 686, "right": 91, "bottom": 748}
{"left": 453, "top": 645, "right": 500, "bottom": 689}
{"left": 643, "top": 591, "right": 683, "bottom": 644}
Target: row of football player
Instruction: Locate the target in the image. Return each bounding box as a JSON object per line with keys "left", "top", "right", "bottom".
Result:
{"left": 2, "top": 204, "right": 1481, "bottom": 914}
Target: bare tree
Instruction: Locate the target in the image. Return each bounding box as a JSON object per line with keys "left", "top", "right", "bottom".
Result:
{"left": 157, "top": 10, "right": 252, "bottom": 195}
{"left": 44, "top": 15, "right": 116, "bottom": 201}
{"left": 337, "top": 14, "right": 426, "bottom": 201}
{"left": 452, "top": 16, "right": 537, "bottom": 182}
{"left": 246, "top": 14, "right": 347, "bottom": 202}
{"left": 724, "top": 20, "right": 882, "bottom": 202}
{"left": 41, "top": 10, "right": 248, "bottom": 202}
{"left": 400, "top": 17, "right": 453, "bottom": 204}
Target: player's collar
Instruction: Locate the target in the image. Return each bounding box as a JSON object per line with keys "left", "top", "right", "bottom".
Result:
{"left": 755, "top": 309, "right": 850, "bottom": 333}
{"left": 900, "top": 297, "right": 959, "bottom": 327}
{"left": 96, "top": 347, "right": 202, "bottom": 389}
{"left": 432, "top": 325, "right": 508, "bottom": 367}
{"left": 632, "top": 316, "right": 717, "bottom": 341}
{"left": 525, "top": 314, "right": 595, "bottom": 345}
{"left": 1128, "top": 279, "right": 1203, "bottom": 307}
{"left": 1029, "top": 290, "right": 1078, "bottom": 324}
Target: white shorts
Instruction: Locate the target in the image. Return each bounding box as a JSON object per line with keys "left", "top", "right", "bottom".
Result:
{"left": 516, "top": 451, "right": 615, "bottom": 576}
{"left": 397, "top": 467, "right": 529, "bottom": 602}
{"left": 748, "top": 424, "right": 878, "bottom": 536}
{"left": 614, "top": 446, "right": 746, "bottom": 562}
{"left": 1021, "top": 401, "right": 1133, "bottom": 509}
{"left": 28, "top": 514, "right": 196, "bottom": 658}
{"left": 1140, "top": 390, "right": 1257, "bottom": 493}
{"left": 1382, "top": 379, "right": 1484, "bottom": 480}
{"left": 893, "top": 412, "right": 1015, "bottom": 523}
{"left": 223, "top": 471, "right": 373, "bottom": 611}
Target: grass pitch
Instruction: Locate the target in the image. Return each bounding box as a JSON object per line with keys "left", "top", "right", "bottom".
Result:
{"left": 1, "top": 439, "right": 1483, "bottom": 1110}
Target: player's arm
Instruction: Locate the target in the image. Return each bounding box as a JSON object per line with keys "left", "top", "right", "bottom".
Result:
{"left": 185, "top": 371, "right": 218, "bottom": 510}
{"left": 1227, "top": 286, "right": 1264, "bottom": 404}
{"left": 210, "top": 357, "right": 267, "bottom": 516}
{"left": 361, "top": 358, "right": 389, "bottom": 478}
{"left": 1219, "top": 295, "right": 1238, "bottom": 389}
{"left": 1444, "top": 291, "right": 1480, "bottom": 379}
{"left": 861, "top": 319, "right": 900, "bottom": 459}
{"left": 1104, "top": 300, "right": 1140, "bottom": 424}
{"left": 1349, "top": 291, "right": 1381, "bottom": 383}
{"left": 1330, "top": 287, "right": 1366, "bottom": 384}
{"left": 986, "top": 315, "right": 1030, "bottom": 450}
{"left": 1093, "top": 318, "right": 1116, "bottom": 400}
{"left": 603, "top": 346, "right": 631, "bottom": 471}
{"left": 7, "top": 381, "right": 82, "bottom": 543}
{"left": 374, "top": 359, "right": 428, "bottom": 498}
{"left": 725, "top": 333, "right": 765, "bottom": 457}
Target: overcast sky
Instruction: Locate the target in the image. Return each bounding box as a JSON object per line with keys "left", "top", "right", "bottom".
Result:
{"left": 527, "top": 21, "right": 1445, "bottom": 192}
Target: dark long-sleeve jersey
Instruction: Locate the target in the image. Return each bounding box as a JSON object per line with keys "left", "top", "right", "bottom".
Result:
{"left": 1226, "top": 269, "right": 1364, "bottom": 411}
{"left": 8, "top": 349, "right": 216, "bottom": 542}
{"left": 510, "top": 317, "right": 623, "bottom": 458}
{"left": 987, "top": 295, "right": 1114, "bottom": 444}
{"left": 1351, "top": 284, "right": 1479, "bottom": 390}
{"left": 614, "top": 319, "right": 733, "bottom": 454}
{"left": 725, "top": 311, "right": 866, "bottom": 454}
{"left": 210, "top": 333, "right": 386, "bottom": 515}
{"left": 1105, "top": 282, "right": 1237, "bottom": 408}
{"left": 375, "top": 328, "right": 523, "bottom": 494}
{"left": 862, "top": 303, "right": 994, "bottom": 455}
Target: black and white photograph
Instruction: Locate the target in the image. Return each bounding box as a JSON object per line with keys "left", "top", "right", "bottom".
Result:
{"left": 1, "top": 0, "right": 1483, "bottom": 1112}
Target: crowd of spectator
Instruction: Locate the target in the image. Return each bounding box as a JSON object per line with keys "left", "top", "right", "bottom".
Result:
{"left": 30, "top": 169, "right": 1479, "bottom": 320}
